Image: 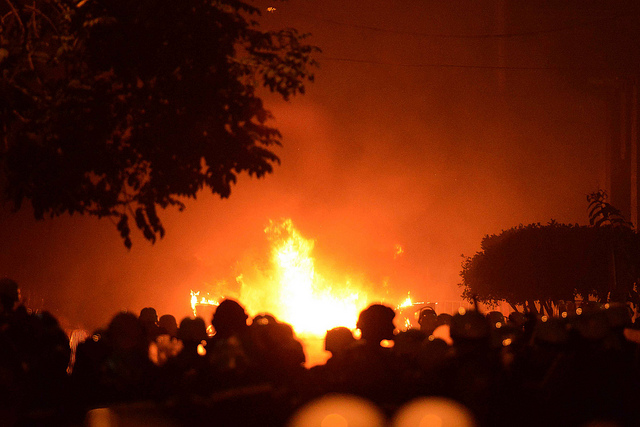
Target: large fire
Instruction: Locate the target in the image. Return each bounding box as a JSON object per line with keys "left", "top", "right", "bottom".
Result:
{"left": 260, "top": 219, "right": 366, "bottom": 335}
{"left": 190, "top": 219, "right": 420, "bottom": 363}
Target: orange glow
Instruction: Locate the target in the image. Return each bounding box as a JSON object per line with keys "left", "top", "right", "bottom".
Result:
{"left": 394, "top": 244, "right": 404, "bottom": 259}
{"left": 321, "top": 414, "right": 348, "bottom": 427}
{"left": 197, "top": 341, "right": 207, "bottom": 356}
{"left": 380, "top": 339, "right": 394, "bottom": 348}
{"left": 188, "top": 219, "right": 428, "bottom": 367}
{"left": 189, "top": 219, "right": 411, "bottom": 340}
{"left": 289, "top": 394, "right": 386, "bottom": 427}
{"left": 395, "top": 292, "right": 426, "bottom": 330}
{"left": 404, "top": 318, "right": 412, "bottom": 329}
{"left": 190, "top": 290, "right": 219, "bottom": 317}
{"left": 260, "top": 219, "right": 367, "bottom": 335}
{"left": 392, "top": 397, "right": 476, "bottom": 427}
{"left": 398, "top": 292, "right": 413, "bottom": 309}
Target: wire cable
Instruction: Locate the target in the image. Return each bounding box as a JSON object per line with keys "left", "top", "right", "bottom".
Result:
{"left": 296, "top": 11, "right": 633, "bottom": 39}
{"left": 321, "top": 56, "right": 619, "bottom": 71}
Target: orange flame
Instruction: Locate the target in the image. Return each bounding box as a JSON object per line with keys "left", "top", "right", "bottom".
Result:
{"left": 190, "top": 290, "right": 219, "bottom": 317}
{"left": 397, "top": 292, "right": 413, "bottom": 309}
{"left": 264, "top": 219, "right": 368, "bottom": 335}
{"left": 190, "top": 219, "right": 419, "bottom": 352}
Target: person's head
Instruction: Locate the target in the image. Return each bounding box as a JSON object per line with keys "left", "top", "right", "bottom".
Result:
{"left": 252, "top": 313, "right": 277, "bottom": 327}
{"left": 486, "top": 311, "right": 505, "bottom": 329}
{"left": 418, "top": 307, "right": 438, "bottom": 334}
{"left": 0, "top": 278, "right": 20, "bottom": 314}
{"left": 450, "top": 309, "right": 490, "bottom": 346}
{"left": 507, "top": 311, "right": 526, "bottom": 328}
{"left": 604, "top": 302, "right": 632, "bottom": 330}
{"left": 107, "top": 311, "right": 145, "bottom": 351}
{"left": 159, "top": 314, "right": 178, "bottom": 337}
{"left": 212, "top": 299, "right": 248, "bottom": 337}
{"left": 436, "top": 313, "right": 453, "bottom": 327}
{"left": 533, "top": 317, "right": 569, "bottom": 346}
{"left": 139, "top": 307, "right": 158, "bottom": 325}
{"left": 325, "top": 326, "right": 355, "bottom": 355}
{"left": 178, "top": 317, "right": 207, "bottom": 345}
{"left": 356, "top": 304, "right": 396, "bottom": 344}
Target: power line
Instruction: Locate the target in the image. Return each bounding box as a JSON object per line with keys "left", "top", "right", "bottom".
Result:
{"left": 322, "top": 56, "right": 616, "bottom": 71}
{"left": 297, "top": 11, "right": 631, "bottom": 39}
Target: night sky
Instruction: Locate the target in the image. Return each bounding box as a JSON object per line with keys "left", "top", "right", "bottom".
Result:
{"left": 2, "top": 0, "right": 628, "bottom": 333}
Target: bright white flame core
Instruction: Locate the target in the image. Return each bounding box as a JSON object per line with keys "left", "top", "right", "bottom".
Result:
{"left": 266, "top": 219, "right": 365, "bottom": 336}
{"left": 398, "top": 293, "right": 413, "bottom": 309}
{"left": 190, "top": 219, "right": 412, "bottom": 342}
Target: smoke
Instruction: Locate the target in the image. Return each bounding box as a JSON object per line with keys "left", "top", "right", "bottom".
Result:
{"left": 0, "top": 0, "right": 610, "bottom": 333}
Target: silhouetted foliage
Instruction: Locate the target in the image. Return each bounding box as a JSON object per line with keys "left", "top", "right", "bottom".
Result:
{"left": 587, "top": 190, "right": 640, "bottom": 306}
{"left": 587, "top": 190, "right": 634, "bottom": 229}
{"left": 0, "top": 0, "right": 319, "bottom": 247}
{"left": 459, "top": 215, "right": 640, "bottom": 313}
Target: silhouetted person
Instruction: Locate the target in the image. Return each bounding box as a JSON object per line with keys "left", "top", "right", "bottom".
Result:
{"left": 418, "top": 306, "right": 438, "bottom": 335}
{"left": 73, "top": 311, "right": 157, "bottom": 405}
{"left": 436, "top": 312, "right": 453, "bottom": 327}
{"left": 251, "top": 317, "right": 306, "bottom": 386}
{"left": 177, "top": 317, "right": 207, "bottom": 354}
{"left": 0, "top": 278, "right": 20, "bottom": 318}
{"left": 140, "top": 306, "right": 161, "bottom": 342}
{"left": 0, "top": 279, "right": 71, "bottom": 424}
{"left": 393, "top": 328, "right": 428, "bottom": 400}
{"left": 210, "top": 299, "right": 249, "bottom": 341}
{"left": 70, "top": 328, "right": 110, "bottom": 407}
{"left": 485, "top": 310, "right": 505, "bottom": 328}
{"left": 159, "top": 313, "right": 178, "bottom": 338}
{"left": 160, "top": 316, "right": 210, "bottom": 396}
{"left": 394, "top": 328, "right": 427, "bottom": 368}
{"left": 252, "top": 312, "right": 277, "bottom": 327}
{"left": 507, "top": 311, "right": 526, "bottom": 328}
{"left": 357, "top": 303, "right": 396, "bottom": 346}
{"left": 416, "top": 336, "right": 450, "bottom": 389}
{"left": 340, "top": 304, "right": 399, "bottom": 405}
{"left": 206, "top": 299, "right": 256, "bottom": 388}
{"left": 548, "top": 309, "right": 639, "bottom": 427}
{"left": 435, "top": 309, "right": 507, "bottom": 427}
{"left": 325, "top": 326, "right": 355, "bottom": 359}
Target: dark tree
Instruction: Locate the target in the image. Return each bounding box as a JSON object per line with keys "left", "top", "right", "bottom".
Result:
{"left": 459, "top": 204, "right": 640, "bottom": 315}
{"left": 587, "top": 190, "right": 640, "bottom": 305}
{"left": 0, "top": 0, "right": 319, "bottom": 247}
{"left": 587, "top": 189, "right": 633, "bottom": 229}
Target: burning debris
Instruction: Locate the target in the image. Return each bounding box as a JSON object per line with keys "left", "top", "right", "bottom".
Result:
{"left": 189, "top": 219, "right": 420, "bottom": 342}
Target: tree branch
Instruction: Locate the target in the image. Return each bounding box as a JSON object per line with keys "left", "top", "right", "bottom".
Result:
{"left": 3, "top": 0, "right": 25, "bottom": 38}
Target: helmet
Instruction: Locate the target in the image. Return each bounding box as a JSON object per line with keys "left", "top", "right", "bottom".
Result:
{"left": 325, "top": 327, "right": 355, "bottom": 354}
{"left": 604, "top": 303, "right": 632, "bottom": 329}
{"left": 418, "top": 307, "right": 438, "bottom": 333}
{"left": 486, "top": 311, "right": 505, "bottom": 329}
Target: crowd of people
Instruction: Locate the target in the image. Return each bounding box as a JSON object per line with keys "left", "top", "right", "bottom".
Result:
{"left": 1, "top": 276, "right": 640, "bottom": 426}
